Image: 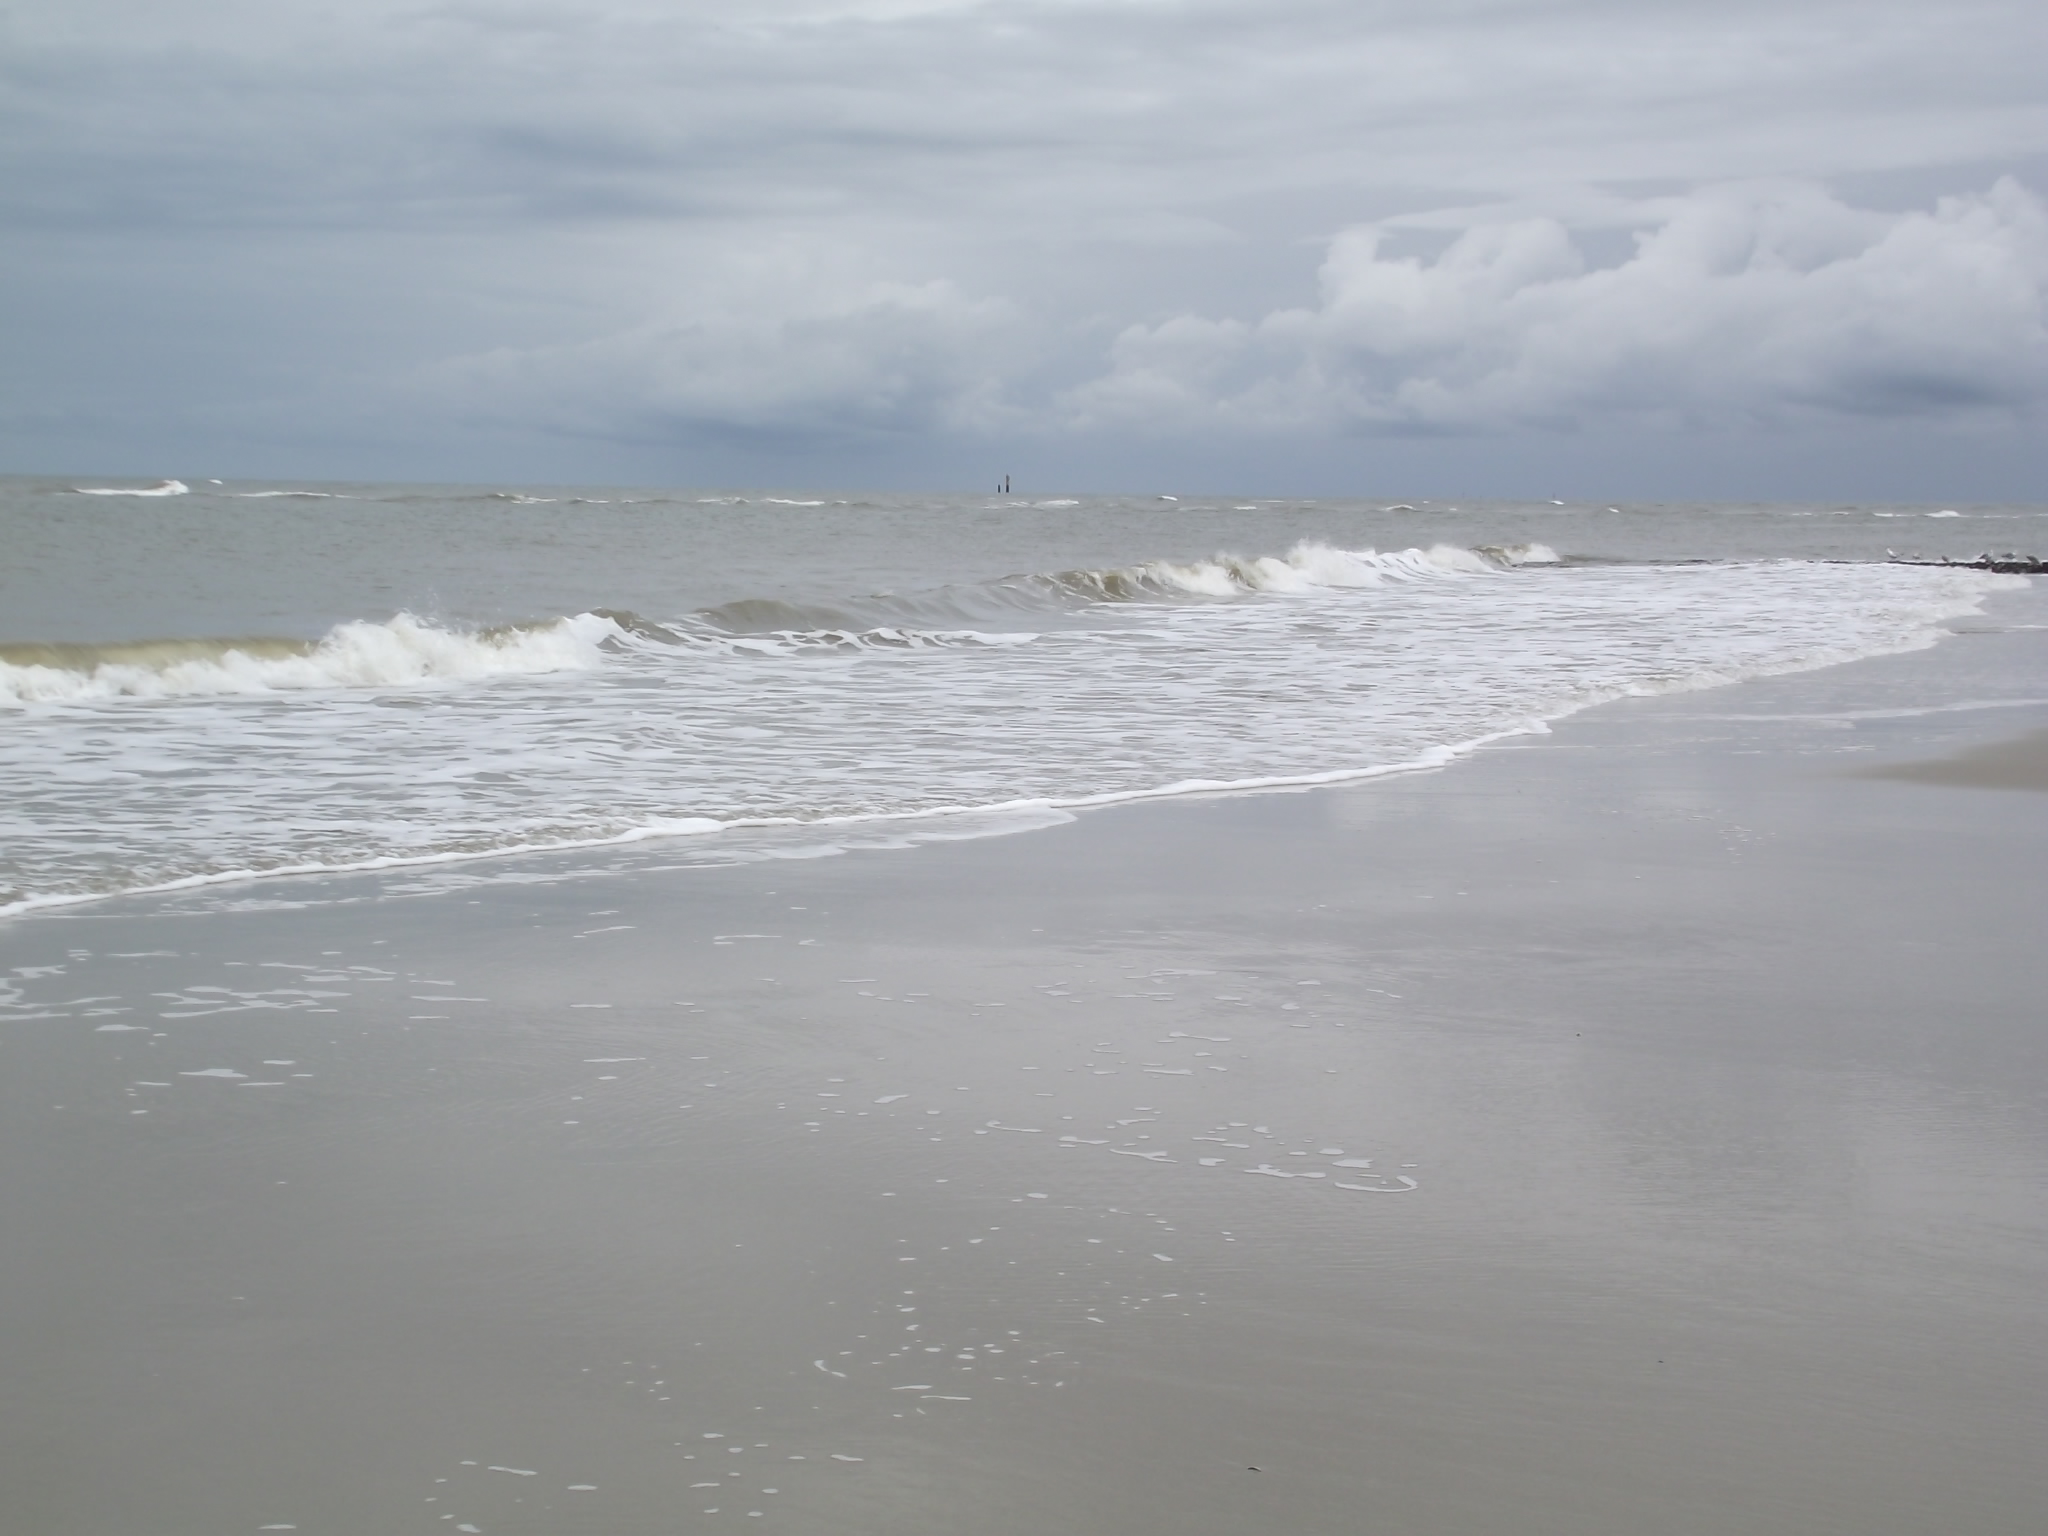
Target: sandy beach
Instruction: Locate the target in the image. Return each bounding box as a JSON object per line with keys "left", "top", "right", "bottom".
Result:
{"left": 1860, "top": 725, "right": 2048, "bottom": 791}
{"left": 4, "top": 591, "right": 2045, "bottom": 1536}
{"left": 10, "top": 0, "right": 2048, "bottom": 1522}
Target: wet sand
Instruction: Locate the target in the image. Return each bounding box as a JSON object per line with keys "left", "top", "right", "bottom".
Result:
{"left": 1858, "top": 725, "right": 2048, "bottom": 791}
{"left": 3, "top": 596, "right": 2046, "bottom": 1536}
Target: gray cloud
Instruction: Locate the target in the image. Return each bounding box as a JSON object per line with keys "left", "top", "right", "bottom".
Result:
{"left": 1063, "top": 180, "right": 2048, "bottom": 435}
{"left": 438, "top": 181, "right": 2048, "bottom": 447}
{"left": 3, "top": 0, "right": 2045, "bottom": 490}
{"left": 10, "top": 0, "right": 2044, "bottom": 230}
{"left": 439, "top": 277, "right": 1025, "bottom": 438}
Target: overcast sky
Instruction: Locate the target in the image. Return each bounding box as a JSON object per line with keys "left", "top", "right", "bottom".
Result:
{"left": 4, "top": 0, "right": 2045, "bottom": 497}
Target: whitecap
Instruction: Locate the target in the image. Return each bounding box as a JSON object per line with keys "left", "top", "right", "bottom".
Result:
{"left": 0, "top": 612, "right": 618, "bottom": 705}
{"left": 72, "top": 479, "right": 187, "bottom": 497}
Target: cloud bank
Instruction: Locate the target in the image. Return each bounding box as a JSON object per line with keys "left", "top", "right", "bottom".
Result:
{"left": 2, "top": 0, "right": 2045, "bottom": 492}
{"left": 446, "top": 179, "right": 2048, "bottom": 448}
{"left": 1065, "top": 179, "right": 2048, "bottom": 436}
{"left": 443, "top": 281, "right": 1024, "bottom": 441}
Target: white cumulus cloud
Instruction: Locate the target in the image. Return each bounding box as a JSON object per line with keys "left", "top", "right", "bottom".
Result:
{"left": 1062, "top": 179, "right": 2048, "bottom": 435}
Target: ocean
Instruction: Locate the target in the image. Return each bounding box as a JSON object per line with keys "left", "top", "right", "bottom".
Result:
{"left": 6, "top": 475, "right": 2048, "bottom": 1536}
{"left": 2, "top": 476, "right": 2037, "bottom": 916}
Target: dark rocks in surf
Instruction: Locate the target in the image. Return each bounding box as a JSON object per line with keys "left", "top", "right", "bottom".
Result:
{"left": 1888, "top": 553, "right": 2047, "bottom": 574}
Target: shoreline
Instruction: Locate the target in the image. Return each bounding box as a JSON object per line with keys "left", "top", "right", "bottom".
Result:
{"left": 6, "top": 569, "right": 2036, "bottom": 924}
{"left": 3, "top": 582, "right": 2044, "bottom": 1535}
{"left": 0, "top": 732, "right": 1510, "bottom": 922}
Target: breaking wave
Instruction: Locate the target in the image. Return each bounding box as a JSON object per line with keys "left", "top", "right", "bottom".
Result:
{"left": 0, "top": 614, "right": 615, "bottom": 704}
{"left": 1036, "top": 540, "right": 1558, "bottom": 602}
{"left": 71, "top": 479, "right": 189, "bottom": 497}
{"left": 0, "top": 541, "right": 1540, "bottom": 706}
{"left": 0, "top": 539, "right": 2023, "bottom": 916}
{"left": 0, "top": 611, "right": 1048, "bottom": 705}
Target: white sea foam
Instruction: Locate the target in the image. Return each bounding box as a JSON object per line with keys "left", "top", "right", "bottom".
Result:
{"left": 0, "top": 546, "right": 2022, "bottom": 915}
{"left": 1138, "top": 541, "right": 1490, "bottom": 595}
{"left": 1066, "top": 540, "right": 1559, "bottom": 601}
{"left": 0, "top": 613, "right": 1048, "bottom": 707}
{"left": 72, "top": 479, "right": 188, "bottom": 497}
{"left": 702, "top": 626, "right": 1039, "bottom": 658}
{"left": 0, "top": 613, "right": 617, "bottom": 704}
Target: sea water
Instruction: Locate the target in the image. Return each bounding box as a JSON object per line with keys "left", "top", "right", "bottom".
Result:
{"left": 5, "top": 476, "right": 2047, "bottom": 1536}
{"left": 2, "top": 476, "right": 2037, "bottom": 914}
